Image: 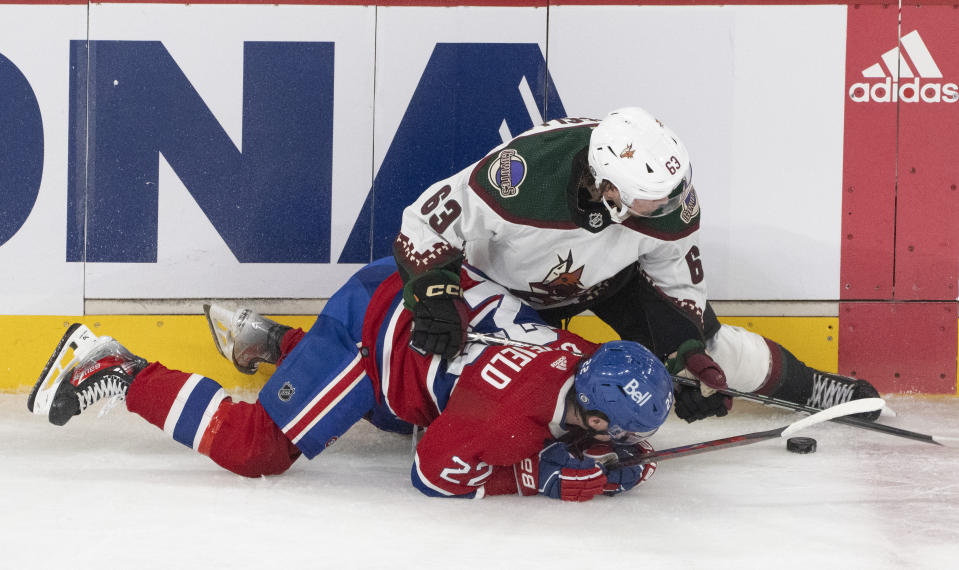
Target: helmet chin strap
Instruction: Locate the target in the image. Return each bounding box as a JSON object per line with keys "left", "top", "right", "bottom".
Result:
{"left": 594, "top": 179, "right": 633, "bottom": 223}
{"left": 601, "top": 197, "right": 632, "bottom": 223}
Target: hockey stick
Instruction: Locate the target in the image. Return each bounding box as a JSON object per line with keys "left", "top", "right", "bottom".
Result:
{"left": 669, "top": 375, "right": 945, "bottom": 446}
{"left": 465, "top": 332, "right": 946, "bottom": 446}
{"left": 609, "top": 397, "right": 886, "bottom": 468}
{"left": 467, "top": 331, "right": 571, "bottom": 351}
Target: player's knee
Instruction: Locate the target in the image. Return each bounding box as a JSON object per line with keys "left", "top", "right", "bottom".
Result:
{"left": 205, "top": 400, "right": 301, "bottom": 478}
{"left": 211, "top": 443, "right": 298, "bottom": 478}
{"left": 705, "top": 325, "right": 772, "bottom": 392}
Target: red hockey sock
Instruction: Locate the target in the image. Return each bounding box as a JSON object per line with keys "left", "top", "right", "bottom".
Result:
{"left": 276, "top": 328, "right": 306, "bottom": 366}
{"left": 126, "top": 363, "right": 301, "bottom": 477}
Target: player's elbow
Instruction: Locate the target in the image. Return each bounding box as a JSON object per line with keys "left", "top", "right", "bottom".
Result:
{"left": 409, "top": 466, "right": 481, "bottom": 499}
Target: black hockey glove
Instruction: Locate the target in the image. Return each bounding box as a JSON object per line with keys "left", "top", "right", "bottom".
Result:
{"left": 404, "top": 269, "right": 468, "bottom": 360}
{"left": 673, "top": 383, "right": 732, "bottom": 423}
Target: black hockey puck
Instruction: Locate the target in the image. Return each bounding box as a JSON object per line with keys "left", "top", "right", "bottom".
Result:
{"left": 786, "top": 437, "right": 817, "bottom": 454}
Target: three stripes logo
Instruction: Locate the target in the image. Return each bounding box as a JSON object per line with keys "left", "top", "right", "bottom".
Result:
{"left": 849, "top": 30, "right": 958, "bottom": 103}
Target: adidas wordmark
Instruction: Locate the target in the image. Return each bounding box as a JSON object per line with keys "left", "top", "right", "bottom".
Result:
{"left": 848, "top": 30, "right": 958, "bottom": 103}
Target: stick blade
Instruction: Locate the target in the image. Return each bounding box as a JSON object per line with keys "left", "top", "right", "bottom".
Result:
{"left": 781, "top": 397, "right": 886, "bottom": 438}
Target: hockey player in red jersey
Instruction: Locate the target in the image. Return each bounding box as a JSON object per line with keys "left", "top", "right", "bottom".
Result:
{"left": 28, "top": 258, "right": 670, "bottom": 501}
{"left": 393, "top": 107, "right": 881, "bottom": 424}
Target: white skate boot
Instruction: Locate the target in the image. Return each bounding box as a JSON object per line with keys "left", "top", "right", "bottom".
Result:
{"left": 203, "top": 304, "right": 290, "bottom": 374}
{"left": 28, "top": 324, "right": 147, "bottom": 426}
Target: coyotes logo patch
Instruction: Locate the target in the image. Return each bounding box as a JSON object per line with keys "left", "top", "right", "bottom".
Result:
{"left": 513, "top": 251, "right": 586, "bottom": 306}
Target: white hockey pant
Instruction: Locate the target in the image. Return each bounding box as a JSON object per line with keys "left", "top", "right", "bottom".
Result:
{"left": 703, "top": 324, "right": 772, "bottom": 393}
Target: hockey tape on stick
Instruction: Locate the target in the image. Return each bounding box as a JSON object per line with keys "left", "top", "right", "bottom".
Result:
{"left": 779, "top": 397, "right": 884, "bottom": 437}
{"left": 466, "top": 331, "right": 545, "bottom": 349}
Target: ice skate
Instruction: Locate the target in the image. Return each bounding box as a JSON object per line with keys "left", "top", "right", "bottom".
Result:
{"left": 806, "top": 373, "right": 881, "bottom": 421}
{"left": 28, "top": 324, "right": 147, "bottom": 426}
{"left": 203, "top": 304, "right": 290, "bottom": 374}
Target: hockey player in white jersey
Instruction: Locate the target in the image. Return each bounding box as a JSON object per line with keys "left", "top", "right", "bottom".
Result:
{"left": 393, "top": 107, "right": 880, "bottom": 422}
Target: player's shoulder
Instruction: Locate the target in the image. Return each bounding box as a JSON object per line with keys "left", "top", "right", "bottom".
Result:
{"left": 463, "top": 118, "right": 600, "bottom": 227}
{"left": 481, "top": 118, "right": 598, "bottom": 178}
{"left": 475, "top": 339, "right": 589, "bottom": 394}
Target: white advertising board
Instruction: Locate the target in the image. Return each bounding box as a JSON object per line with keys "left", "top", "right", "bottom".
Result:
{"left": 0, "top": 2, "right": 851, "bottom": 314}
{"left": 373, "top": 5, "right": 549, "bottom": 168}
{"left": 0, "top": 4, "right": 86, "bottom": 314}
{"left": 550, "top": 4, "right": 848, "bottom": 300}
{"left": 82, "top": 3, "right": 376, "bottom": 300}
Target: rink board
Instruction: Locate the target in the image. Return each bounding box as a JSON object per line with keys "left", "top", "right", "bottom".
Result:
{"left": 0, "top": 1, "right": 958, "bottom": 394}
{"left": 2, "top": 313, "right": 842, "bottom": 394}
{"left": 0, "top": 1, "right": 848, "bottom": 305}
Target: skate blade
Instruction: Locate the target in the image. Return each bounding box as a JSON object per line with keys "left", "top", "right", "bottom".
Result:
{"left": 27, "top": 324, "right": 98, "bottom": 415}
{"left": 203, "top": 303, "right": 259, "bottom": 374}
{"left": 203, "top": 303, "right": 234, "bottom": 361}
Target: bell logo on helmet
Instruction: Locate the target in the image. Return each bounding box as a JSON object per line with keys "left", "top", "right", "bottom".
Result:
{"left": 623, "top": 379, "right": 652, "bottom": 406}
{"left": 487, "top": 149, "right": 527, "bottom": 198}
{"left": 849, "top": 30, "right": 959, "bottom": 104}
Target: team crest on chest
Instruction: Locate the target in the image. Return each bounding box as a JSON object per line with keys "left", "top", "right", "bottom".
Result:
{"left": 487, "top": 149, "right": 527, "bottom": 198}
{"left": 512, "top": 251, "right": 587, "bottom": 306}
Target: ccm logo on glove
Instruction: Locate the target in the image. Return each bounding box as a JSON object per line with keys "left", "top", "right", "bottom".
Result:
{"left": 423, "top": 284, "right": 462, "bottom": 298}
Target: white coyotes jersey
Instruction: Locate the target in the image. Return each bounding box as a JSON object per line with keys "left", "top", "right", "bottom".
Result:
{"left": 394, "top": 118, "right": 707, "bottom": 324}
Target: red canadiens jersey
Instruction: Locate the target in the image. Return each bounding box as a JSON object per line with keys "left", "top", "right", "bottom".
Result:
{"left": 360, "top": 269, "right": 598, "bottom": 498}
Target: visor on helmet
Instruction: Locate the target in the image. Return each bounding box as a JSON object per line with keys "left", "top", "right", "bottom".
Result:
{"left": 582, "top": 417, "right": 660, "bottom": 444}
{"left": 617, "top": 171, "right": 693, "bottom": 219}
{"left": 606, "top": 424, "right": 659, "bottom": 443}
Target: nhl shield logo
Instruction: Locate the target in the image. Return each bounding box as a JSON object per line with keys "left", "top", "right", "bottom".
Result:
{"left": 278, "top": 382, "right": 296, "bottom": 402}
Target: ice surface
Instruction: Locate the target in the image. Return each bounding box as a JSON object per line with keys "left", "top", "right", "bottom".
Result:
{"left": 2, "top": 394, "right": 958, "bottom": 569}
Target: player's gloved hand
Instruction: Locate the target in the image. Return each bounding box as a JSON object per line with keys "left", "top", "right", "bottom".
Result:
{"left": 673, "top": 382, "right": 732, "bottom": 423}
{"left": 404, "top": 269, "right": 469, "bottom": 360}
{"left": 667, "top": 339, "right": 727, "bottom": 391}
{"left": 584, "top": 440, "right": 657, "bottom": 495}
{"left": 523, "top": 441, "right": 608, "bottom": 502}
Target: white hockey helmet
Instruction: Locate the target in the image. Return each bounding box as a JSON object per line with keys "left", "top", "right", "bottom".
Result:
{"left": 588, "top": 107, "right": 692, "bottom": 221}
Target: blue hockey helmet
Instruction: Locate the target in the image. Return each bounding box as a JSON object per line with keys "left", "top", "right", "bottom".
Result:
{"left": 574, "top": 341, "right": 673, "bottom": 439}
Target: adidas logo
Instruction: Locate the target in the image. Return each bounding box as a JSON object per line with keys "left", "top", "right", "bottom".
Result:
{"left": 550, "top": 356, "right": 568, "bottom": 371}
{"left": 849, "top": 30, "right": 958, "bottom": 104}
